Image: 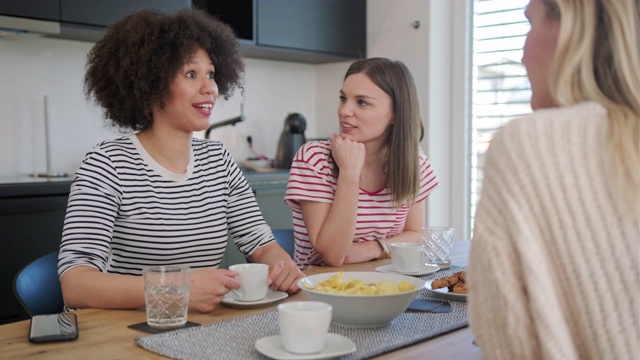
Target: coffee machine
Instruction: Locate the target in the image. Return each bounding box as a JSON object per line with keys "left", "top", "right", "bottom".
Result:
{"left": 274, "top": 113, "right": 306, "bottom": 169}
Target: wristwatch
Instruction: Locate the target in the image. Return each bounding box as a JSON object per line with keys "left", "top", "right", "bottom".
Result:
{"left": 375, "top": 238, "right": 390, "bottom": 260}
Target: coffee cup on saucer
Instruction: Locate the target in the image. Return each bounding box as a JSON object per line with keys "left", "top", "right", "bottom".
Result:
{"left": 390, "top": 242, "right": 428, "bottom": 273}
{"left": 228, "top": 263, "right": 269, "bottom": 302}
{"left": 278, "top": 301, "right": 332, "bottom": 354}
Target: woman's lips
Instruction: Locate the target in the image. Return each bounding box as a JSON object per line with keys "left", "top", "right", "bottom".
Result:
{"left": 340, "top": 123, "right": 356, "bottom": 133}
{"left": 193, "top": 103, "right": 213, "bottom": 116}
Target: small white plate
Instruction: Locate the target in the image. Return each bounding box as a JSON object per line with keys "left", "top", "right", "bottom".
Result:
{"left": 222, "top": 290, "right": 288, "bottom": 309}
{"left": 424, "top": 280, "right": 467, "bottom": 301}
{"left": 255, "top": 333, "right": 356, "bottom": 360}
{"left": 374, "top": 263, "right": 440, "bottom": 276}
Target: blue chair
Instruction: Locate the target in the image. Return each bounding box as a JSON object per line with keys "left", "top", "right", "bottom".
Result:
{"left": 13, "top": 251, "right": 64, "bottom": 316}
{"left": 273, "top": 229, "right": 295, "bottom": 258}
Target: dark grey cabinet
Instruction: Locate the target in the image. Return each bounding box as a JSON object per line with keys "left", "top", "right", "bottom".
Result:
{"left": 194, "top": 0, "right": 366, "bottom": 63}
{"left": 2, "top": 0, "right": 365, "bottom": 63}
{"left": 220, "top": 171, "right": 292, "bottom": 268}
{"left": 0, "top": 0, "right": 191, "bottom": 42}
{"left": 0, "top": 182, "right": 70, "bottom": 325}
{"left": 0, "top": 0, "right": 60, "bottom": 21}
{"left": 256, "top": 0, "right": 366, "bottom": 59}
{"left": 0, "top": 0, "right": 189, "bottom": 25}
{"left": 59, "top": 0, "right": 190, "bottom": 27}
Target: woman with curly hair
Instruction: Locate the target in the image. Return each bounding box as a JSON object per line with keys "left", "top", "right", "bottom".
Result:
{"left": 468, "top": 0, "right": 639, "bottom": 358}
{"left": 58, "top": 8, "right": 304, "bottom": 313}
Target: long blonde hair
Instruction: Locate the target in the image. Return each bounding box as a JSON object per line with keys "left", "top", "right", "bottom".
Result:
{"left": 543, "top": 0, "right": 640, "bottom": 205}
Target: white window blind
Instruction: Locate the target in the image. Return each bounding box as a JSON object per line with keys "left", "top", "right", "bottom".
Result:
{"left": 470, "top": 0, "right": 531, "bottom": 231}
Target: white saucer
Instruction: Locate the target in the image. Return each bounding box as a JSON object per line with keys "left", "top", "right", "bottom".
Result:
{"left": 222, "top": 290, "right": 288, "bottom": 309}
{"left": 374, "top": 263, "right": 440, "bottom": 276}
{"left": 255, "top": 333, "right": 356, "bottom": 360}
{"left": 424, "top": 280, "right": 467, "bottom": 301}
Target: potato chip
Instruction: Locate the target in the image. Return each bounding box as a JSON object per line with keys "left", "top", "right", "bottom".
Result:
{"left": 305, "top": 272, "right": 415, "bottom": 295}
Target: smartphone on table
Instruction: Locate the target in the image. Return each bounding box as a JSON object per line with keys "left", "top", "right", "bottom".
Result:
{"left": 29, "top": 312, "right": 79, "bottom": 343}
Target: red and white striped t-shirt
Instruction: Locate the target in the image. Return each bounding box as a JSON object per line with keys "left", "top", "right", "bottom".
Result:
{"left": 284, "top": 140, "right": 438, "bottom": 269}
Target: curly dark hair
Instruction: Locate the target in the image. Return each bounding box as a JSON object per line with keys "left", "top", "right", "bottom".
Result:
{"left": 84, "top": 8, "right": 245, "bottom": 131}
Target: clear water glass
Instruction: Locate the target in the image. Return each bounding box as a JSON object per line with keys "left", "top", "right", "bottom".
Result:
{"left": 422, "top": 227, "right": 455, "bottom": 269}
{"left": 143, "top": 266, "right": 190, "bottom": 329}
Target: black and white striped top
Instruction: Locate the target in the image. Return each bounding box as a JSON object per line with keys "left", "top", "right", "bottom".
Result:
{"left": 58, "top": 135, "right": 273, "bottom": 277}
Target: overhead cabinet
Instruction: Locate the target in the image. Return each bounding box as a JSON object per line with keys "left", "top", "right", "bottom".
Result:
{"left": 0, "top": 0, "right": 365, "bottom": 63}
{"left": 256, "top": 0, "right": 366, "bottom": 59}
{"left": 194, "top": 0, "right": 366, "bottom": 63}
{"left": 0, "top": 0, "right": 188, "bottom": 25}
{"left": 0, "top": 0, "right": 190, "bottom": 42}
{"left": 59, "top": 0, "right": 190, "bottom": 27}
{"left": 0, "top": 0, "right": 60, "bottom": 21}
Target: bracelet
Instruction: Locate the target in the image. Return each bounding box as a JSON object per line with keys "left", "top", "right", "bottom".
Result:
{"left": 375, "top": 238, "right": 390, "bottom": 260}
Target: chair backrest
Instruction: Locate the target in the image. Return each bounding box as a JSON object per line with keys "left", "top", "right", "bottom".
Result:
{"left": 13, "top": 251, "right": 64, "bottom": 316}
{"left": 272, "top": 229, "right": 295, "bottom": 258}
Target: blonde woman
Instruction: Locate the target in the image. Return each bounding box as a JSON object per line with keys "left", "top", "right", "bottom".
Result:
{"left": 284, "top": 58, "right": 438, "bottom": 269}
{"left": 468, "top": 0, "right": 639, "bottom": 359}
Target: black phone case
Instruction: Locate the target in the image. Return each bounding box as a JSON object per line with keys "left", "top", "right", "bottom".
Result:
{"left": 29, "top": 313, "right": 79, "bottom": 343}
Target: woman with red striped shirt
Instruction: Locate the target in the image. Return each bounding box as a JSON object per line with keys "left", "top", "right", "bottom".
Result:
{"left": 284, "top": 58, "right": 439, "bottom": 269}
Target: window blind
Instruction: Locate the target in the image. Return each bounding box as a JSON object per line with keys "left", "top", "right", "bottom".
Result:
{"left": 470, "top": 0, "right": 531, "bottom": 232}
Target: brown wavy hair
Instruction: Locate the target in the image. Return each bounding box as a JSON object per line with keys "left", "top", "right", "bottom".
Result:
{"left": 84, "top": 8, "right": 245, "bottom": 132}
{"left": 334, "top": 58, "right": 424, "bottom": 206}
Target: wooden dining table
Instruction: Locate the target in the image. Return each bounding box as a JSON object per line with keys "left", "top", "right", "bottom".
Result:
{"left": 0, "top": 241, "right": 482, "bottom": 359}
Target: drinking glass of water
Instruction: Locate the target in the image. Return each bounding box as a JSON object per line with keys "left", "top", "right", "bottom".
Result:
{"left": 422, "top": 227, "right": 455, "bottom": 269}
{"left": 143, "top": 266, "right": 191, "bottom": 329}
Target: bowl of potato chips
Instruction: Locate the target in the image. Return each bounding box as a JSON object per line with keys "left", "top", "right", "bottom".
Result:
{"left": 298, "top": 271, "right": 425, "bottom": 327}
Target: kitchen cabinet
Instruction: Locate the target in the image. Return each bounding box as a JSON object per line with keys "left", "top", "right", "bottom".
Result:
{"left": 1, "top": 0, "right": 365, "bottom": 63}
{"left": 194, "top": 0, "right": 367, "bottom": 63}
{"left": 0, "top": 0, "right": 60, "bottom": 21}
{"left": 0, "top": 0, "right": 188, "bottom": 25}
{"left": 0, "top": 181, "right": 71, "bottom": 325}
{"left": 219, "top": 170, "right": 293, "bottom": 268}
{"left": 0, "top": 0, "right": 190, "bottom": 42}
{"left": 59, "top": 0, "right": 190, "bottom": 27}
{"left": 256, "top": 0, "right": 366, "bottom": 59}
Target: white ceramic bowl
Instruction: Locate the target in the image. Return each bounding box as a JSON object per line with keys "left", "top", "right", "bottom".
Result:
{"left": 298, "top": 271, "right": 426, "bottom": 328}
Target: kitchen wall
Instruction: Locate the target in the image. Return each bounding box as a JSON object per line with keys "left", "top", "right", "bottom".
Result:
{"left": 0, "top": 36, "right": 317, "bottom": 179}
{"left": 0, "top": 0, "right": 466, "bottom": 237}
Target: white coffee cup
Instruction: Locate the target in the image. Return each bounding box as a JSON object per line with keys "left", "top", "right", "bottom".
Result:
{"left": 390, "top": 242, "right": 427, "bottom": 273}
{"left": 278, "top": 301, "right": 332, "bottom": 354}
{"left": 228, "top": 263, "right": 269, "bottom": 302}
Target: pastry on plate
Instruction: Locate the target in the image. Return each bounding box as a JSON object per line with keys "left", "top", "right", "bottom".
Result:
{"left": 431, "top": 271, "right": 467, "bottom": 294}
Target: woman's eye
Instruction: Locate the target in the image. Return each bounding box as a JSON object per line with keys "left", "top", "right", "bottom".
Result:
{"left": 357, "top": 100, "right": 368, "bottom": 106}
{"left": 186, "top": 71, "right": 196, "bottom": 78}
{"left": 338, "top": 95, "right": 346, "bottom": 103}
{"left": 207, "top": 72, "right": 215, "bottom": 79}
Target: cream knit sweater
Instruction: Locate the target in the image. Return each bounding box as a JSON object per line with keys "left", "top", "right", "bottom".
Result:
{"left": 468, "top": 102, "right": 639, "bottom": 360}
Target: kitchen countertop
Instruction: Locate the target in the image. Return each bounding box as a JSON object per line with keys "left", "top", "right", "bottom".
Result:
{"left": 0, "top": 169, "right": 290, "bottom": 198}
{"left": 0, "top": 177, "right": 73, "bottom": 198}
{"left": 240, "top": 168, "right": 290, "bottom": 184}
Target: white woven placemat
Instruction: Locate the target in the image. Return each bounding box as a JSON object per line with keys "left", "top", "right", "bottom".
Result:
{"left": 135, "top": 268, "right": 467, "bottom": 360}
